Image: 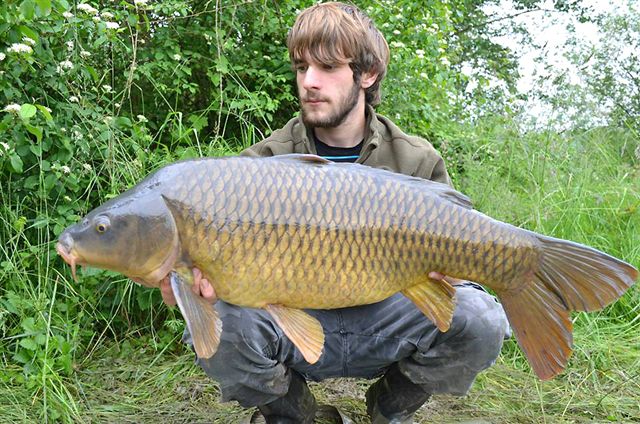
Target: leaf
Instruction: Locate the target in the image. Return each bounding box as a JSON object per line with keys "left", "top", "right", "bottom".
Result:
{"left": 20, "top": 0, "right": 35, "bottom": 19}
{"left": 19, "top": 104, "right": 37, "bottom": 120}
{"left": 215, "top": 56, "right": 230, "bottom": 74}
{"left": 20, "top": 338, "right": 38, "bottom": 351}
{"left": 9, "top": 154, "right": 24, "bottom": 173}
{"left": 84, "top": 65, "right": 99, "bottom": 83}
{"left": 18, "top": 25, "right": 39, "bottom": 43}
{"left": 35, "top": 0, "right": 51, "bottom": 16}
{"left": 36, "top": 105, "right": 53, "bottom": 122}
{"left": 29, "top": 144, "right": 42, "bottom": 156}
{"left": 127, "top": 14, "right": 138, "bottom": 26}
{"left": 35, "top": 333, "right": 47, "bottom": 345}
{"left": 24, "top": 123, "right": 43, "bottom": 143}
{"left": 13, "top": 350, "right": 31, "bottom": 364}
{"left": 21, "top": 317, "right": 36, "bottom": 332}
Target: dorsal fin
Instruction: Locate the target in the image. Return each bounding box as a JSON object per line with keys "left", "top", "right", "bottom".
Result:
{"left": 267, "top": 153, "right": 332, "bottom": 165}
{"left": 264, "top": 154, "right": 473, "bottom": 209}
{"left": 409, "top": 178, "right": 473, "bottom": 209}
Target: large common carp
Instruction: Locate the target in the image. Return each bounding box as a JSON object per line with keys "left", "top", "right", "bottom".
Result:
{"left": 56, "top": 154, "right": 637, "bottom": 380}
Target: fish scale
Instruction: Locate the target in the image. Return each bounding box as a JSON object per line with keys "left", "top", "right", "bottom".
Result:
{"left": 57, "top": 154, "right": 637, "bottom": 379}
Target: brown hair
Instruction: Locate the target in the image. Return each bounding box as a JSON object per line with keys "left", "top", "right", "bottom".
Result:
{"left": 287, "top": 2, "right": 390, "bottom": 106}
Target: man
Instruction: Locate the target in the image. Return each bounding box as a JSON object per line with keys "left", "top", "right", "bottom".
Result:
{"left": 160, "top": 3, "right": 509, "bottom": 423}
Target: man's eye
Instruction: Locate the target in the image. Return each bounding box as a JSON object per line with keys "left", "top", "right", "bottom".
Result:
{"left": 295, "top": 64, "right": 308, "bottom": 72}
{"left": 322, "top": 64, "right": 336, "bottom": 71}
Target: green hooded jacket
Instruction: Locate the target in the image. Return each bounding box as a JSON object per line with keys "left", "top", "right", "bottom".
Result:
{"left": 241, "top": 105, "right": 452, "bottom": 187}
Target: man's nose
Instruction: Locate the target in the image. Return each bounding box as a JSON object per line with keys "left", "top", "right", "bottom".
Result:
{"left": 302, "top": 66, "right": 321, "bottom": 90}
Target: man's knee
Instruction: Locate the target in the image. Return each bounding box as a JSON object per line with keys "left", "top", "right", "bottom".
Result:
{"left": 402, "top": 285, "right": 508, "bottom": 394}
{"left": 448, "top": 285, "right": 509, "bottom": 368}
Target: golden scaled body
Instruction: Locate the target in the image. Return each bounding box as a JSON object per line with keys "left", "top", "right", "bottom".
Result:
{"left": 167, "top": 156, "right": 536, "bottom": 309}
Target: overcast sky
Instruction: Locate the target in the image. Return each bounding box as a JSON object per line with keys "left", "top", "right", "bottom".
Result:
{"left": 481, "top": 0, "right": 630, "bottom": 128}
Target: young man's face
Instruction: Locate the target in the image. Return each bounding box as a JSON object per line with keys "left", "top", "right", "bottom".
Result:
{"left": 295, "top": 55, "right": 363, "bottom": 128}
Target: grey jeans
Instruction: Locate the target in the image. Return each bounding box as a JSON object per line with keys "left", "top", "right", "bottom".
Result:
{"left": 187, "top": 283, "right": 509, "bottom": 407}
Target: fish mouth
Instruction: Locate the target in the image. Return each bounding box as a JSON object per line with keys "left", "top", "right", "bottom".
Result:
{"left": 56, "top": 236, "right": 80, "bottom": 282}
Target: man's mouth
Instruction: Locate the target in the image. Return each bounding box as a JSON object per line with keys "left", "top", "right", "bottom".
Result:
{"left": 303, "top": 96, "right": 327, "bottom": 105}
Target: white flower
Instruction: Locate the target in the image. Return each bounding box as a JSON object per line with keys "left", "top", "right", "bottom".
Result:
{"left": 60, "top": 165, "right": 71, "bottom": 174}
{"left": 77, "top": 3, "right": 98, "bottom": 15}
{"left": 0, "top": 142, "right": 10, "bottom": 150}
{"left": 105, "top": 21, "right": 120, "bottom": 30}
{"left": 138, "top": 39, "right": 145, "bottom": 44}
{"left": 63, "top": 195, "right": 72, "bottom": 202}
{"left": 0, "top": 53, "right": 5, "bottom": 61}
{"left": 134, "top": 0, "right": 148, "bottom": 6}
{"left": 63, "top": 11, "right": 74, "bottom": 19}
{"left": 82, "top": 163, "right": 92, "bottom": 171}
{"left": 8, "top": 43, "right": 33, "bottom": 54}
{"left": 93, "top": 17, "right": 101, "bottom": 23}
{"left": 392, "top": 30, "right": 400, "bottom": 35}
{"left": 69, "top": 96, "right": 80, "bottom": 103}
{"left": 101, "top": 12, "right": 114, "bottom": 19}
{"left": 136, "top": 114, "right": 148, "bottom": 123}
{"left": 59, "top": 60, "right": 74, "bottom": 70}
{"left": 390, "top": 41, "right": 405, "bottom": 49}
{"left": 416, "top": 49, "right": 425, "bottom": 59}
{"left": 102, "top": 84, "right": 113, "bottom": 93}
{"left": 3, "top": 104, "right": 21, "bottom": 113}
{"left": 66, "top": 41, "right": 74, "bottom": 51}
{"left": 172, "top": 53, "right": 181, "bottom": 60}
{"left": 22, "top": 37, "right": 36, "bottom": 46}
{"left": 80, "top": 50, "right": 91, "bottom": 58}
{"left": 440, "top": 56, "right": 451, "bottom": 66}
{"left": 420, "top": 72, "right": 429, "bottom": 79}
{"left": 114, "top": 102, "right": 121, "bottom": 108}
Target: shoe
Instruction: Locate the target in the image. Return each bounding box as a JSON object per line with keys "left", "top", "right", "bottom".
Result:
{"left": 365, "top": 363, "right": 430, "bottom": 424}
{"left": 244, "top": 403, "right": 353, "bottom": 424}
{"left": 254, "top": 370, "right": 317, "bottom": 424}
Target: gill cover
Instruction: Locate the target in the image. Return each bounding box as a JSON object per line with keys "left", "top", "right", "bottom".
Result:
{"left": 59, "top": 190, "right": 179, "bottom": 284}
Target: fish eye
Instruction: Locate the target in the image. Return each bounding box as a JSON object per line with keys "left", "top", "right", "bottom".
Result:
{"left": 95, "top": 216, "right": 110, "bottom": 234}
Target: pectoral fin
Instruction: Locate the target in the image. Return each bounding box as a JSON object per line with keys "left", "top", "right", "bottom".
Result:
{"left": 170, "top": 271, "right": 222, "bottom": 359}
{"left": 264, "top": 304, "right": 325, "bottom": 364}
{"left": 402, "top": 277, "right": 457, "bottom": 332}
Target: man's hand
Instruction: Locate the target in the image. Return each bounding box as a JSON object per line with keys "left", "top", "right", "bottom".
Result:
{"left": 429, "top": 271, "right": 465, "bottom": 286}
{"left": 159, "top": 267, "right": 217, "bottom": 306}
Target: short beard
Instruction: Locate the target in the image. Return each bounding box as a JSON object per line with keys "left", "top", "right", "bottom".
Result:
{"left": 301, "top": 81, "right": 360, "bottom": 128}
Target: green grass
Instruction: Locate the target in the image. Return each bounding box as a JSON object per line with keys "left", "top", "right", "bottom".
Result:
{"left": 1, "top": 121, "right": 638, "bottom": 423}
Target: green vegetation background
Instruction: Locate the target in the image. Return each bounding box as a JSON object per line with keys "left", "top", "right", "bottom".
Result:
{"left": 0, "top": 0, "right": 638, "bottom": 422}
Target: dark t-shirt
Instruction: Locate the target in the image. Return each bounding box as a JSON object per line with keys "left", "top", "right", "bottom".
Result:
{"left": 314, "top": 137, "right": 363, "bottom": 163}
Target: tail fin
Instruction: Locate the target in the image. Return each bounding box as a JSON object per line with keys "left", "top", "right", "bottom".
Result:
{"left": 497, "top": 235, "right": 637, "bottom": 380}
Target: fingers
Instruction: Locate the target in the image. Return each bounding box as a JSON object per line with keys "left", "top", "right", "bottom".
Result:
{"left": 192, "top": 266, "right": 217, "bottom": 303}
{"left": 199, "top": 277, "right": 217, "bottom": 302}
{"left": 429, "top": 271, "right": 446, "bottom": 280}
{"left": 428, "top": 271, "right": 465, "bottom": 286}
{"left": 160, "top": 276, "right": 177, "bottom": 306}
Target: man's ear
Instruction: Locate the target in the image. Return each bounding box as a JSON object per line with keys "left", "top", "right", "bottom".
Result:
{"left": 360, "top": 71, "right": 378, "bottom": 89}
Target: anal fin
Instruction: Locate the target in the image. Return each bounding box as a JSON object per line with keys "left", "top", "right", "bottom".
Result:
{"left": 265, "top": 304, "right": 325, "bottom": 364}
{"left": 170, "top": 271, "right": 222, "bottom": 359}
{"left": 402, "top": 277, "right": 457, "bottom": 332}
